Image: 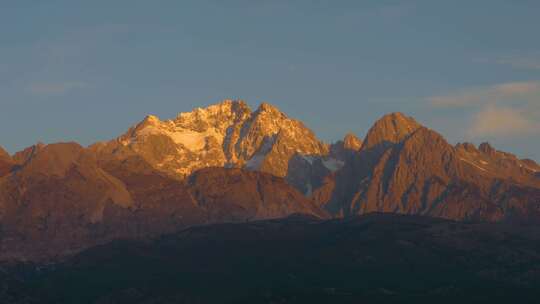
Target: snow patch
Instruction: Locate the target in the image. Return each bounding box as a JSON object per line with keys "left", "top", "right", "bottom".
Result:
{"left": 460, "top": 158, "right": 488, "bottom": 172}
{"left": 302, "top": 155, "right": 316, "bottom": 165}
{"left": 169, "top": 131, "right": 206, "bottom": 151}
{"left": 246, "top": 154, "right": 265, "bottom": 170}
{"left": 132, "top": 122, "right": 224, "bottom": 152}
{"left": 305, "top": 183, "right": 313, "bottom": 196}
{"left": 322, "top": 158, "right": 344, "bottom": 172}
{"left": 522, "top": 164, "right": 539, "bottom": 172}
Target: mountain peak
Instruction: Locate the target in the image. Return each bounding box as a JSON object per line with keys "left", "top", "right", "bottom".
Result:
{"left": 228, "top": 99, "right": 251, "bottom": 113}
{"left": 174, "top": 99, "right": 251, "bottom": 126}
{"left": 479, "top": 142, "right": 497, "bottom": 156}
{"left": 103, "top": 99, "right": 326, "bottom": 179}
{"left": 375, "top": 112, "right": 419, "bottom": 130}
{"left": 0, "top": 145, "right": 11, "bottom": 160}
{"left": 255, "top": 102, "right": 286, "bottom": 117}
{"left": 200, "top": 99, "right": 250, "bottom": 113}
{"left": 138, "top": 114, "right": 162, "bottom": 128}
{"left": 223, "top": 98, "right": 249, "bottom": 107}
{"left": 0, "top": 145, "right": 13, "bottom": 177}
{"left": 456, "top": 142, "right": 478, "bottom": 153}
{"left": 343, "top": 133, "right": 362, "bottom": 151}
{"left": 20, "top": 142, "right": 86, "bottom": 177}
{"left": 217, "top": 99, "right": 248, "bottom": 107}
{"left": 143, "top": 114, "right": 160, "bottom": 123}
{"left": 361, "top": 112, "right": 421, "bottom": 152}
{"left": 12, "top": 143, "right": 45, "bottom": 165}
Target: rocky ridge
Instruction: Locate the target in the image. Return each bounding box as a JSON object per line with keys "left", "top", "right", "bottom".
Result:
{"left": 91, "top": 100, "right": 331, "bottom": 181}
{"left": 0, "top": 146, "right": 13, "bottom": 177}
{"left": 0, "top": 141, "right": 324, "bottom": 261}
{"left": 313, "top": 113, "right": 540, "bottom": 222}
{"left": 1, "top": 102, "right": 540, "bottom": 262}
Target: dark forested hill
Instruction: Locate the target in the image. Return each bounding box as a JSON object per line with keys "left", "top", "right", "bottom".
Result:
{"left": 4, "top": 214, "right": 540, "bottom": 304}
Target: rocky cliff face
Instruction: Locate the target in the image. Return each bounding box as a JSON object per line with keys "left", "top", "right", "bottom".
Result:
{"left": 2, "top": 103, "right": 540, "bottom": 261}
{"left": 92, "top": 100, "right": 329, "bottom": 181}
{"left": 0, "top": 143, "right": 135, "bottom": 260}
{"left": 0, "top": 141, "right": 326, "bottom": 261}
{"left": 314, "top": 113, "right": 540, "bottom": 222}
{"left": 457, "top": 142, "right": 540, "bottom": 188}
{"left": 12, "top": 143, "right": 44, "bottom": 166}
{"left": 0, "top": 146, "right": 10, "bottom": 160}
{"left": 188, "top": 168, "right": 327, "bottom": 222}
{"left": 0, "top": 146, "right": 13, "bottom": 177}
{"left": 361, "top": 112, "right": 421, "bottom": 153}
{"left": 284, "top": 133, "right": 360, "bottom": 196}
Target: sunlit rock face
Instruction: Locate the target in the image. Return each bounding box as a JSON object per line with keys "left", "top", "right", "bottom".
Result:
{"left": 0, "top": 146, "right": 13, "bottom": 177}
{"left": 2, "top": 103, "right": 540, "bottom": 262}
{"left": 0, "top": 141, "right": 327, "bottom": 261}
{"left": 188, "top": 168, "right": 328, "bottom": 222}
{"left": 91, "top": 100, "right": 330, "bottom": 181}
{"left": 0, "top": 142, "right": 137, "bottom": 260}
{"left": 0, "top": 146, "right": 10, "bottom": 160}
{"left": 361, "top": 112, "right": 421, "bottom": 153}
{"left": 313, "top": 113, "right": 540, "bottom": 222}
{"left": 91, "top": 100, "right": 249, "bottom": 178}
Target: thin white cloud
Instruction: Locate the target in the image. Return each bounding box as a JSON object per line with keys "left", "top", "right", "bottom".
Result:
{"left": 467, "top": 106, "right": 539, "bottom": 138}
{"left": 27, "top": 81, "right": 89, "bottom": 96}
{"left": 429, "top": 81, "right": 540, "bottom": 108}
{"left": 494, "top": 81, "right": 540, "bottom": 96}
{"left": 429, "top": 81, "right": 540, "bottom": 139}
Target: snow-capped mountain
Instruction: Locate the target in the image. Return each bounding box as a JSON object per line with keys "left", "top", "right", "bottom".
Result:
{"left": 2, "top": 101, "right": 540, "bottom": 262}
{"left": 91, "top": 100, "right": 336, "bottom": 189}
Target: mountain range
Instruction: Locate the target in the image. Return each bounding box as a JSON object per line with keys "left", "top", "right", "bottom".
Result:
{"left": 1, "top": 100, "right": 539, "bottom": 261}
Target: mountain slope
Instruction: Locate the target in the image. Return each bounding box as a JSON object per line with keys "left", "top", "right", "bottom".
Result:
{"left": 0, "top": 146, "right": 13, "bottom": 177}
{"left": 2, "top": 104, "right": 540, "bottom": 261}
{"left": 314, "top": 113, "right": 540, "bottom": 222}
{"left": 0, "top": 143, "right": 136, "bottom": 261}
{"left": 284, "top": 133, "right": 361, "bottom": 195}
{"left": 0, "top": 146, "right": 10, "bottom": 160}
{"left": 0, "top": 143, "right": 326, "bottom": 261}
{"left": 188, "top": 168, "right": 327, "bottom": 222}
{"left": 361, "top": 112, "right": 421, "bottom": 153}
{"left": 15, "top": 214, "right": 540, "bottom": 303}
{"left": 92, "top": 100, "right": 329, "bottom": 181}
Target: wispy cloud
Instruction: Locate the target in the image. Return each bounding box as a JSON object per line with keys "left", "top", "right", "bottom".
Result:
{"left": 468, "top": 106, "right": 539, "bottom": 138}
{"left": 429, "top": 81, "right": 540, "bottom": 108}
{"left": 496, "top": 81, "right": 540, "bottom": 95}
{"left": 429, "top": 81, "right": 540, "bottom": 139}
{"left": 27, "top": 81, "right": 89, "bottom": 96}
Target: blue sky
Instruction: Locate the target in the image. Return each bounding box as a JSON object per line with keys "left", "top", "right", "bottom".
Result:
{"left": 1, "top": 1, "right": 539, "bottom": 160}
